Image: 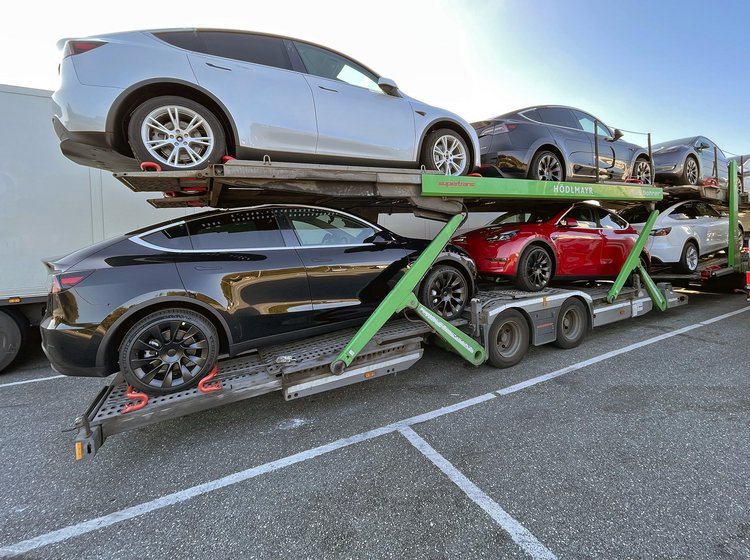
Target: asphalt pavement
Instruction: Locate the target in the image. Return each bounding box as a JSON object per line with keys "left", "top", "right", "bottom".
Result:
{"left": 0, "top": 288, "right": 748, "bottom": 559}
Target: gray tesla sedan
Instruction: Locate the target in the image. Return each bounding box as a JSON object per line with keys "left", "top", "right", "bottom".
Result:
{"left": 52, "top": 28, "right": 479, "bottom": 174}
{"left": 473, "top": 105, "right": 652, "bottom": 184}
{"left": 652, "top": 136, "right": 730, "bottom": 187}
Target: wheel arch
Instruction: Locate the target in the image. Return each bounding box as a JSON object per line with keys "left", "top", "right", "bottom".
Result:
{"left": 520, "top": 238, "right": 558, "bottom": 277}
{"left": 431, "top": 257, "right": 476, "bottom": 298}
{"left": 530, "top": 143, "right": 567, "bottom": 179}
{"left": 417, "top": 118, "right": 477, "bottom": 171}
{"left": 96, "top": 296, "right": 232, "bottom": 373}
{"left": 106, "top": 79, "right": 239, "bottom": 158}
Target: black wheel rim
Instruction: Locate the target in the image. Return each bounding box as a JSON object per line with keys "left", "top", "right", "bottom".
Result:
{"left": 496, "top": 320, "right": 522, "bottom": 358}
{"left": 560, "top": 306, "right": 584, "bottom": 341}
{"left": 525, "top": 248, "right": 552, "bottom": 289}
{"left": 428, "top": 269, "right": 467, "bottom": 319}
{"left": 128, "top": 320, "right": 209, "bottom": 390}
{"left": 536, "top": 154, "right": 562, "bottom": 181}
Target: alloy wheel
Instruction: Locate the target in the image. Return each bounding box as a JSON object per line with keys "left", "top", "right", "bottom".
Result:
{"left": 140, "top": 105, "right": 215, "bottom": 169}
{"left": 525, "top": 248, "right": 552, "bottom": 289}
{"left": 634, "top": 160, "right": 652, "bottom": 184}
{"left": 127, "top": 319, "right": 210, "bottom": 391}
{"left": 686, "top": 244, "right": 699, "bottom": 271}
{"left": 686, "top": 158, "right": 699, "bottom": 185}
{"left": 427, "top": 269, "right": 467, "bottom": 319}
{"left": 432, "top": 135, "right": 467, "bottom": 175}
{"left": 536, "top": 154, "right": 562, "bottom": 181}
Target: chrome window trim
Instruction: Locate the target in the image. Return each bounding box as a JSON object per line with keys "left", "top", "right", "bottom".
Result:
{"left": 129, "top": 237, "right": 375, "bottom": 254}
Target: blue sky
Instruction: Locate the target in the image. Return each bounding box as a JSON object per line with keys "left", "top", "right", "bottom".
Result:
{"left": 1, "top": 0, "right": 747, "bottom": 155}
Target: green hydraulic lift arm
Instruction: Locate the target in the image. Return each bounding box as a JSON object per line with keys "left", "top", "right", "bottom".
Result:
{"left": 331, "top": 213, "right": 486, "bottom": 375}
{"left": 728, "top": 160, "right": 739, "bottom": 268}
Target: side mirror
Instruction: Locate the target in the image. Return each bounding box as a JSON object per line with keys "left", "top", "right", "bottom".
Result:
{"left": 369, "top": 230, "right": 396, "bottom": 244}
{"left": 697, "top": 142, "right": 710, "bottom": 151}
{"left": 377, "top": 77, "right": 399, "bottom": 95}
{"left": 611, "top": 128, "right": 624, "bottom": 142}
{"left": 559, "top": 218, "right": 579, "bottom": 228}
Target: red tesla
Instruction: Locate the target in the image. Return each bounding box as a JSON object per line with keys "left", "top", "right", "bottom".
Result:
{"left": 451, "top": 202, "right": 645, "bottom": 291}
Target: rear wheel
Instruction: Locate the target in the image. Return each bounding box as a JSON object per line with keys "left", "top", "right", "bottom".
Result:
{"left": 487, "top": 309, "right": 529, "bottom": 368}
{"left": 419, "top": 265, "right": 469, "bottom": 320}
{"left": 421, "top": 129, "right": 469, "bottom": 175}
{"left": 119, "top": 308, "right": 219, "bottom": 395}
{"left": 553, "top": 299, "right": 588, "bottom": 349}
{"left": 677, "top": 241, "right": 699, "bottom": 273}
{"left": 680, "top": 156, "right": 699, "bottom": 185}
{"left": 528, "top": 150, "right": 564, "bottom": 181}
{"left": 128, "top": 95, "right": 226, "bottom": 171}
{"left": 514, "top": 245, "right": 553, "bottom": 291}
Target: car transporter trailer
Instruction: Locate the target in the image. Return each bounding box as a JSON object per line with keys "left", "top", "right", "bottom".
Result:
{"left": 69, "top": 160, "right": 749, "bottom": 460}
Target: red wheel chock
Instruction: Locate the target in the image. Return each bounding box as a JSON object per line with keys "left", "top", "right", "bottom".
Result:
{"left": 140, "top": 161, "right": 162, "bottom": 172}
{"left": 702, "top": 177, "right": 719, "bottom": 187}
{"left": 625, "top": 178, "right": 644, "bottom": 184}
{"left": 121, "top": 386, "right": 149, "bottom": 414}
{"left": 198, "top": 365, "right": 221, "bottom": 393}
{"left": 221, "top": 156, "right": 236, "bottom": 163}
{"left": 700, "top": 264, "right": 723, "bottom": 280}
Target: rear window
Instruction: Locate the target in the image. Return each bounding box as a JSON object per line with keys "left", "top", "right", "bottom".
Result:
{"left": 156, "top": 31, "right": 292, "bottom": 70}
{"left": 187, "top": 210, "right": 285, "bottom": 250}
{"left": 141, "top": 223, "right": 192, "bottom": 250}
{"left": 619, "top": 205, "right": 651, "bottom": 223}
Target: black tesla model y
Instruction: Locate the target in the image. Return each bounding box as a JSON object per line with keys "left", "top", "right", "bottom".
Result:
{"left": 41, "top": 205, "right": 476, "bottom": 394}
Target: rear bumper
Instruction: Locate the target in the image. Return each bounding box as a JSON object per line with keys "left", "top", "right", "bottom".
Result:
{"left": 52, "top": 117, "right": 140, "bottom": 172}
{"left": 40, "top": 315, "right": 111, "bottom": 378}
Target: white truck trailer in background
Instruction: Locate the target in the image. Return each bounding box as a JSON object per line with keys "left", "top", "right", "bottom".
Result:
{"left": 0, "top": 85, "right": 190, "bottom": 372}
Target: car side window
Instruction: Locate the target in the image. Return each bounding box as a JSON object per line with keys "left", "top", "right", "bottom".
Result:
{"left": 140, "top": 223, "right": 192, "bottom": 250}
{"left": 294, "top": 42, "right": 381, "bottom": 92}
{"left": 695, "top": 202, "right": 720, "bottom": 218}
{"left": 537, "top": 107, "right": 580, "bottom": 130}
{"left": 572, "top": 111, "right": 595, "bottom": 134}
{"left": 286, "top": 208, "right": 377, "bottom": 246}
{"left": 195, "top": 31, "right": 292, "bottom": 70}
{"left": 565, "top": 206, "right": 598, "bottom": 228}
{"left": 598, "top": 209, "right": 628, "bottom": 230}
{"left": 187, "top": 210, "right": 285, "bottom": 250}
{"left": 669, "top": 203, "right": 697, "bottom": 220}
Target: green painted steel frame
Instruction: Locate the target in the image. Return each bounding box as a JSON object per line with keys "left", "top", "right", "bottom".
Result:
{"left": 331, "top": 213, "right": 486, "bottom": 374}
{"left": 728, "top": 160, "right": 739, "bottom": 268}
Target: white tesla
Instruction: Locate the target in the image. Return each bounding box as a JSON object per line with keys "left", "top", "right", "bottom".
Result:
{"left": 52, "top": 28, "right": 480, "bottom": 174}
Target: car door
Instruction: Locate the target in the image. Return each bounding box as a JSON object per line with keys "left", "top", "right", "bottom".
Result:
{"left": 597, "top": 208, "right": 637, "bottom": 276}
{"left": 537, "top": 107, "right": 595, "bottom": 180}
{"left": 550, "top": 205, "right": 603, "bottom": 276}
{"left": 279, "top": 207, "right": 409, "bottom": 328}
{"left": 292, "top": 41, "right": 416, "bottom": 162}
{"left": 175, "top": 208, "right": 314, "bottom": 349}
{"left": 184, "top": 31, "right": 319, "bottom": 154}
{"left": 571, "top": 110, "right": 624, "bottom": 181}
{"left": 694, "top": 201, "right": 728, "bottom": 252}
{"left": 696, "top": 137, "right": 718, "bottom": 183}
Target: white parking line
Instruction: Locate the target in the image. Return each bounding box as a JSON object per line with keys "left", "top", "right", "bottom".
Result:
{"left": 0, "top": 305, "right": 746, "bottom": 557}
{"left": 0, "top": 375, "right": 65, "bottom": 389}
{"left": 497, "top": 306, "right": 750, "bottom": 396}
{"left": 400, "top": 426, "right": 557, "bottom": 560}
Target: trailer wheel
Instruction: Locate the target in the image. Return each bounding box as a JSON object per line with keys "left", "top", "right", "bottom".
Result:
{"left": 0, "top": 310, "right": 25, "bottom": 373}
{"left": 487, "top": 309, "right": 529, "bottom": 368}
{"left": 128, "top": 96, "right": 226, "bottom": 171}
{"left": 419, "top": 265, "right": 468, "bottom": 320}
{"left": 119, "top": 308, "right": 219, "bottom": 395}
{"left": 553, "top": 298, "right": 588, "bottom": 349}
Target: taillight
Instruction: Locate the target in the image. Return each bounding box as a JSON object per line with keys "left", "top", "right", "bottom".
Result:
{"left": 479, "top": 123, "right": 518, "bottom": 137}
{"left": 63, "top": 40, "right": 107, "bottom": 58}
{"left": 650, "top": 227, "right": 672, "bottom": 237}
{"left": 51, "top": 271, "right": 93, "bottom": 294}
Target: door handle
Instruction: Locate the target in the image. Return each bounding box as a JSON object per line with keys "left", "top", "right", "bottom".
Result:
{"left": 310, "top": 258, "right": 333, "bottom": 263}
{"left": 328, "top": 267, "right": 347, "bottom": 273}
{"left": 194, "top": 265, "right": 222, "bottom": 270}
{"left": 318, "top": 85, "right": 338, "bottom": 93}
{"left": 206, "top": 62, "right": 231, "bottom": 71}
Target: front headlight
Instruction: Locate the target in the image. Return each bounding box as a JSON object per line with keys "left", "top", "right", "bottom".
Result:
{"left": 485, "top": 230, "right": 519, "bottom": 242}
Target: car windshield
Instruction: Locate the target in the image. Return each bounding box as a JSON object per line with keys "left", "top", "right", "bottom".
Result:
{"left": 489, "top": 207, "right": 562, "bottom": 225}
{"left": 652, "top": 137, "right": 698, "bottom": 150}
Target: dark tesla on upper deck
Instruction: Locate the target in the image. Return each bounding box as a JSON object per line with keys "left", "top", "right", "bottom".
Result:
{"left": 473, "top": 105, "right": 653, "bottom": 184}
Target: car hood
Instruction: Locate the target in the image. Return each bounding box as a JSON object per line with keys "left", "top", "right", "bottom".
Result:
{"left": 652, "top": 144, "right": 691, "bottom": 163}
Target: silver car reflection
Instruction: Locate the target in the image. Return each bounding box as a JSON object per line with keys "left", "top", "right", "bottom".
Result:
{"left": 52, "top": 29, "right": 480, "bottom": 174}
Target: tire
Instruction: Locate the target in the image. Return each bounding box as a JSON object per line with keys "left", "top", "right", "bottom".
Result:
{"left": 677, "top": 241, "right": 699, "bottom": 273}
{"left": 553, "top": 298, "right": 588, "bottom": 349}
{"left": 487, "top": 309, "right": 529, "bottom": 368}
{"left": 127, "top": 95, "right": 226, "bottom": 171}
{"left": 735, "top": 226, "right": 745, "bottom": 253}
{"left": 119, "top": 308, "right": 219, "bottom": 395}
{"left": 514, "top": 245, "right": 553, "bottom": 291}
{"left": 419, "top": 265, "right": 469, "bottom": 320}
{"left": 632, "top": 157, "right": 652, "bottom": 184}
{"left": 421, "top": 128, "right": 470, "bottom": 175}
{"left": 680, "top": 155, "right": 699, "bottom": 185}
{"left": 0, "top": 310, "right": 25, "bottom": 373}
{"left": 528, "top": 150, "right": 564, "bottom": 181}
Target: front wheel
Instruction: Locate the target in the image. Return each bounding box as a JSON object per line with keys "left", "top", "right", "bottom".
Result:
{"left": 128, "top": 95, "right": 226, "bottom": 171}
{"left": 680, "top": 156, "right": 699, "bottom": 185}
{"left": 421, "top": 129, "right": 470, "bottom": 175}
{"left": 119, "top": 308, "right": 219, "bottom": 395}
{"left": 514, "top": 245, "right": 553, "bottom": 291}
{"left": 419, "top": 265, "right": 469, "bottom": 320}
